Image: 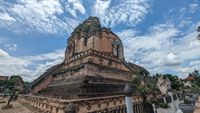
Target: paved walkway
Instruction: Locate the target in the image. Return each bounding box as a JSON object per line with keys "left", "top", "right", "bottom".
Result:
{"left": 194, "top": 96, "right": 200, "bottom": 113}
{"left": 0, "top": 98, "right": 35, "bottom": 113}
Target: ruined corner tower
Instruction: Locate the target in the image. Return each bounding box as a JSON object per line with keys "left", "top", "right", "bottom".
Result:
{"left": 30, "top": 17, "right": 147, "bottom": 99}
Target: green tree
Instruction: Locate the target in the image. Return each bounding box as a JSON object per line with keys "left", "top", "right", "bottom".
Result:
{"left": 9, "top": 76, "right": 23, "bottom": 83}
{"left": 132, "top": 77, "right": 141, "bottom": 86}
{"left": 192, "top": 69, "right": 200, "bottom": 77}
{"left": 152, "top": 73, "right": 162, "bottom": 81}
{"left": 162, "top": 74, "right": 183, "bottom": 91}
{"left": 6, "top": 86, "right": 15, "bottom": 105}
{"left": 191, "top": 69, "right": 200, "bottom": 89}
{"left": 1, "top": 75, "right": 24, "bottom": 97}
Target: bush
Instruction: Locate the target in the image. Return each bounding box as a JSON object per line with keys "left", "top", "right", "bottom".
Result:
{"left": 184, "top": 99, "right": 192, "bottom": 104}
{"left": 158, "top": 102, "right": 170, "bottom": 109}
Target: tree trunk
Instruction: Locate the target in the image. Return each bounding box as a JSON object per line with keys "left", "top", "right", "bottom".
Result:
{"left": 7, "top": 92, "right": 14, "bottom": 106}
{"left": 7, "top": 96, "right": 13, "bottom": 106}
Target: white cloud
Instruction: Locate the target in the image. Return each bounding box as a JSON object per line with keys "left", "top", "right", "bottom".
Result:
{"left": 118, "top": 23, "right": 179, "bottom": 64}
{"left": 65, "top": 0, "right": 86, "bottom": 17}
{"left": 178, "top": 66, "right": 199, "bottom": 74}
{"left": 174, "top": 32, "right": 200, "bottom": 61}
{"left": 0, "top": 0, "right": 85, "bottom": 34}
{"left": 4, "top": 43, "right": 18, "bottom": 51}
{"left": 114, "top": 3, "right": 200, "bottom": 78}
{"left": 166, "top": 53, "right": 177, "bottom": 61}
{"left": 0, "top": 49, "right": 9, "bottom": 57}
{"left": 0, "top": 0, "right": 199, "bottom": 81}
{"left": 0, "top": 49, "right": 65, "bottom": 82}
{"left": 93, "top": 0, "right": 151, "bottom": 27}
{"left": 164, "top": 2, "right": 200, "bottom": 30}
{"left": 189, "top": 3, "right": 199, "bottom": 13}
{"left": 164, "top": 52, "right": 181, "bottom": 66}
{"left": 12, "top": 0, "right": 63, "bottom": 18}
{"left": 190, "top": 60, "right": 200, "bottom": 66}
{"left": 94, "top": 0, "right": 111, "bottom": 15}
{"left": 117, "top": 22, "right": 200, "bottom": 78}
{"left": 0, "top": 13, "right": 16, "bottom": 22}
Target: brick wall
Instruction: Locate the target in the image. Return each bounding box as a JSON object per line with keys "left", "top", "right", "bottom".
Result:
{"left": 18, "top": 94, "right": 144, "bottom": 113}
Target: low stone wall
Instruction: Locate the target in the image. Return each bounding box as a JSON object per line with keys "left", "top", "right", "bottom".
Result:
{"left": 156, "top": 93, "right": 184, "bottom": 113}
{"left": 18, "top": 94, "right": 144, "bottom": 113}
{"left": 18, "top": 95, "right": 66, "bottom": 113}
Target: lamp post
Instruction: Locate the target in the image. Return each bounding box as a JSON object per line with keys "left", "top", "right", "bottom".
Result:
{"left": 124, "top": 84, "right": 134, "bottom": 113}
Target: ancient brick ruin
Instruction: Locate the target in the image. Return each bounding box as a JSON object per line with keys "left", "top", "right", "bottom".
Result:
{"left": 18, "top": 17, "right": 185, "bottom": 113}
{"left": 18, "top": 94, "right": 145, "bottom": 113}
{"left": 30, "top": 17, "right": 147, "bottom": 99}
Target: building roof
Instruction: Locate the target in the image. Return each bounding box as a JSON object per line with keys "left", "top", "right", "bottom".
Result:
{"left": 0, "top": 76, "right": 9, "bottom": 80}
{"left": 184, "top": 73, "right": 195, "bottom": 81}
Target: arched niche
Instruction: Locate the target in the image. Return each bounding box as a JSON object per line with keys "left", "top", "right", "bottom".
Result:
{"left": 65, "top": 41, "right": 75, "bottom": 58}
{"left": 112, "top": 39, "right": 124, "bottom": 60}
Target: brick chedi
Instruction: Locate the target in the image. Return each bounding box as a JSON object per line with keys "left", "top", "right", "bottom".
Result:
{"left": 30, "top": 17, "right": 148, "bottom": 99}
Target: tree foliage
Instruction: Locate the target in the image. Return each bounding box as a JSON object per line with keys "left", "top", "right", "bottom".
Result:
{"left": 162, "top": 74, "right": 183, "bottom": 91}
{"left": 191, "top": 69, "right": 200, "bottom": 90}
{"left": 192, "top": 69, "right": 200, "bottom": 77}
{"left": 159, "top": 102, "right": 170, "bottom": 109}
{"left": 132, "top": 77, "right": 141, "bottom": 86}
{"left": 0, "top": 80, "right": 7, "bottom": 87}
{"left": 153, "top": 73, "right": 184, "bottom": 92}
{"left": 133, "top": 70, "right": 160, "bottom": 99}
{"left": 0, "top": 75, "right": 23, "bottom": 93}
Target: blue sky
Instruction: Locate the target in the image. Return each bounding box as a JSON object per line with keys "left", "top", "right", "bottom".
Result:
{"left": 0, "top": 0, "right": 200, "bottom": 81}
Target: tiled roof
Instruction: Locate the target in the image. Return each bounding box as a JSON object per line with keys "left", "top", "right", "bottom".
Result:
{"left": 184, "top": 74, "right": 195, "bottom": 81}
{"left": 0, "top": 76, "right": 9, "bottom": 80}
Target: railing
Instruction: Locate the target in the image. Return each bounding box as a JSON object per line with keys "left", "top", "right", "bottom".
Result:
{"left": 156, "top": 92, "right": 183, "bottom": 104}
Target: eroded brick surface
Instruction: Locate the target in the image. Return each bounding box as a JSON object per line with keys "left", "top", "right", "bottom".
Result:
{"left": 30, "top": 17, "right": 148, "bottom": 98}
